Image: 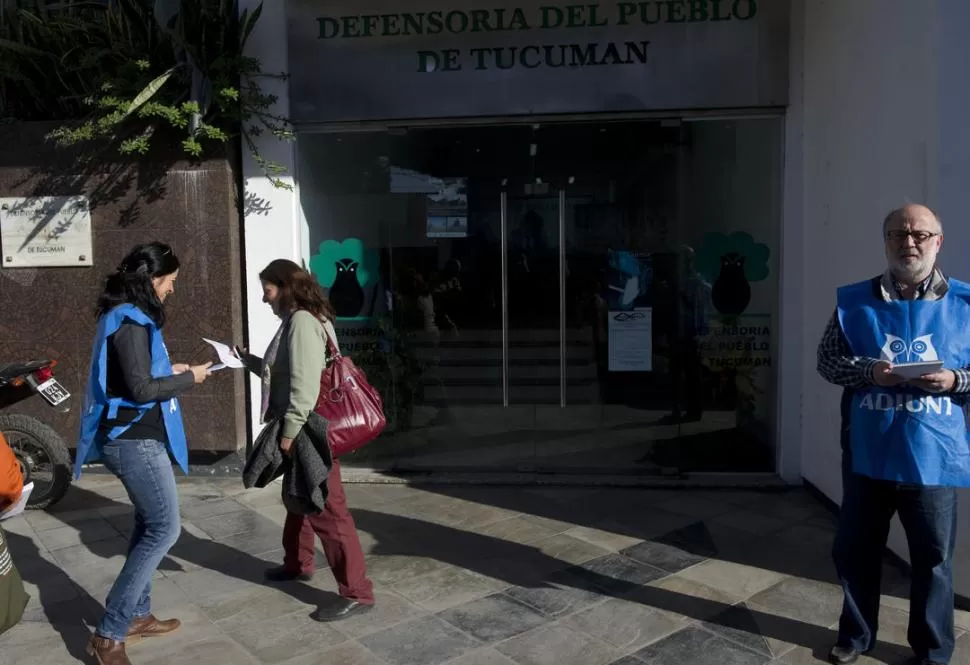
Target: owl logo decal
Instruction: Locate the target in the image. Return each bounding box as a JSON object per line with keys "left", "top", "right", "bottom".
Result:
{"left": 308, "top": 238, "right": 380, "bottom": 321}
{"left": 330, "top": 258, "right": 364, "bottom": 318}
{"left": 880, "top": 333, "right": 938, "bottom": 363}
{"left": 695, "top": 232, "right": 770, "bottom": 316}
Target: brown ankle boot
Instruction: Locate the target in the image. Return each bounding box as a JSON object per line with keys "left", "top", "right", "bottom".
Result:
{"left": 87, "top": 635, "right": 131, "bottom": 665}
{"left": 127, "top": 614, "right": 181, "bottom": 644}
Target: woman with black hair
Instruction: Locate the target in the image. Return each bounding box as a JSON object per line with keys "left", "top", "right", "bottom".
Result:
{"left": 77, "top": 242, "right": 210, "bottom": 665}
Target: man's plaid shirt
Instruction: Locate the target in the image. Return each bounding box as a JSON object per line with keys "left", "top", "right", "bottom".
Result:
{"left": 816, "top": 269, "right": 970, "bottom": 392}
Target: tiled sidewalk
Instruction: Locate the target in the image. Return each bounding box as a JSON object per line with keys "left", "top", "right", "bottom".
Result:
{"left": 1, "top": 476, "right": 967, "bottom": 665}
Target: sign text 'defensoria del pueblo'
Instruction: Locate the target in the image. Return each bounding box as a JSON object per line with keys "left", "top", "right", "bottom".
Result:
{"left": 316, "top": 1, "right": 759, "bottom": 73}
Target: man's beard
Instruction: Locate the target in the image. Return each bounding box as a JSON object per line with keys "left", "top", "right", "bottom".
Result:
{"left": 891, "top": 256, "right": 931, "bottom": 282}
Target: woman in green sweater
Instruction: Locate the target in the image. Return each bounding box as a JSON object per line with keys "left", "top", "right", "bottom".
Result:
{"left": 249, "top": 259, "right": 375, "bottom": 621}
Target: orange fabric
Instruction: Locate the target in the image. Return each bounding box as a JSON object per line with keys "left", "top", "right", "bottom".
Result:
{"left": 0, "top": 432, "right": 23, "bottom": 512}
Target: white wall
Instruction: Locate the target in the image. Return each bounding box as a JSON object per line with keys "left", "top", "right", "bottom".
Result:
{"left": 239, "top": 0, "right": 302, "bottom": 437}
{"left": 795, "top": 0, "right": 970, "bottom": 595}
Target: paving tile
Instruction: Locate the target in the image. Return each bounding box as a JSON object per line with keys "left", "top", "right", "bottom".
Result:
{"left": 656, "top": 495, "right": 734, "bottom": 520}
{"left": 701, "top": 602, "right": 822, "bottom": 660}
{"left": 504, "top": 570, "right": 606, "bottom": 618}
{"left": 391, "top": 564, "right": 503, "bottom": 612}
{"left": 620, "top": 540, "right": 707, "bottom": 575}
{"left": 636, "top": 574, "right": 741, "bottom": 622}
{"left": 534, "top": 534, "right": 612, "bottom": 566}
{"left": 437, "top": 593, "right": 550, "bottom": 644}
{"left": 278, "top": 640, "right": 389, "bottom": 665}
{"left": 496, "top": 621, "right": 619, "bottom": 665}
{"left": 199, "top": 586, "right": 310, "bottom": 625}
{"left": 137, "top": 636, "right": 260, "bottom": 665}
{"left": 521, "top": 513, "right": 576, "bottom": 535}
{"left": 747, "top": 578, "right": 844, "bottom": 628}
{"left": 442, "top": 648, "right": 519, "bottom": 665}
{"left": 360, "top": 615, "right": 480, "bottom": 665}
{"left": 414, "top": 497, "right": 519, "bottom": 531}
{"left": 563, "top": 523, "right": 645, "bottom": 553}
{"left": 606, "top": 509, "right": 697, "bottom": 543}
{"left": 565, "top": 597, "right": 685, "bottom": 653}
{"left": 19, "top": 569, "right": 82, "bottom": 609}
{"left": 479, "top": 516, "right": 562, "bottom": 546}
{"left": 709, "top": 510, "right": 790, "bottom": 536}
{"left": 632, "top": 625, "right": 769, "bottom": 665}
{"left": 365, "top": 554, "right": 455, "bottom": 586}
{"left": 23, "top": 508, "right": 106, "bottom": 533}
{"left": 330, "top": 590, "right": 428, "bottom": 639}
{"left": 179, "top": 497, "right": 250, "bottom": 521}
{"left": 0, "top": 639, "right": 91, "bottom": 665}
{"left": 194, "top": 509, "right": 276, "bottom": 540}
{"left": 605, "top": 657, "right": 644, "bottom": 665}
{"left": 676, "top": 560, "right": 788, "bottom": 601}
{"left": 224, "top": 609, "right": 347, "bottom": 664}
{"left": 32, "top": 519, "right": 120, "bottom": 552}
{"left": 744, "top": 495, "right": 820, "bottom": 523}
{"left": 771, "top": 524, "right": 835, "bottom": 551}
{"left": 49, "top": 541, "right": 130, "bottom": 591}
{"left": 568, "top": 553, "right": 668, "bottom": 596}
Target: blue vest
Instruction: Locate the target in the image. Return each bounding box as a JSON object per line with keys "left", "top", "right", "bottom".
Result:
{"left": 837, "top": 278, "right": 970, "bottom": 487}
{"left": 75, "top": 304, "right": 188, "bottom": 479}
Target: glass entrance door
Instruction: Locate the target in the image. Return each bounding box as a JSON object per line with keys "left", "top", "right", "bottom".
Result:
{"left": 298, "top": 117, "right": 782, "bottom": 474}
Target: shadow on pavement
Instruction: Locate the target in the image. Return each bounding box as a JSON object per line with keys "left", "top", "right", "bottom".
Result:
{"left": 7, "top": 482, "right": 916, "bottom": 664}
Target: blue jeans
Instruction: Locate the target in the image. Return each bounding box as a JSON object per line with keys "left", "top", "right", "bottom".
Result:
{"left": 833, "top": 471, "right": 957, "bottom": 663}
{"left": 97, "top": 439, "right": 181, "bottom": 642}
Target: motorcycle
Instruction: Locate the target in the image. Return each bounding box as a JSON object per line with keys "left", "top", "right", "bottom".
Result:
{"left": 0, "top": 360, "right": 73, "bottom": 510}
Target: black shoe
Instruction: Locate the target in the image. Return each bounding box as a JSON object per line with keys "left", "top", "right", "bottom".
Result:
{"left": 310, "top": 599, "right": 373, "bottom": 622}
{"left": 264, "top": 566, "right": 313, "bottom": 582}
{"left": 828, "top": 645, "right": 865, "bottom": 665}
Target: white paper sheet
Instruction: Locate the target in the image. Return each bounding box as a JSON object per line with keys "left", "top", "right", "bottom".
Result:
{"left": 1, "top": 482, "right": 33, "bottom": 521}
{"left": 202, "top": 338, "right": 245, "bottom": 370}
{"left": 891, "top": 361, "right": 944, "bottom": 380}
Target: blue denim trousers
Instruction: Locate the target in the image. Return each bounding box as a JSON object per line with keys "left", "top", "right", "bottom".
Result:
{"left": 833, "top": 469, "right": 957, "bottom": 663}
{"left": 97, "top": 439, "right": 181, "bottom": 642}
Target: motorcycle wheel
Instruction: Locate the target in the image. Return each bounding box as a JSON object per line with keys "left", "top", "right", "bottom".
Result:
{"left": 0, "top": 413, "right": 72, "bottom": 511}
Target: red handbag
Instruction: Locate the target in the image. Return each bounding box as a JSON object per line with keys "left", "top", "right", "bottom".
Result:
{"left": 313, "top": 322, "right": 386, "bottom": 457}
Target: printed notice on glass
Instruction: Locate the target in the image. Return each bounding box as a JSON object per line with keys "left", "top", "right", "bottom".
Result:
{"left": 0, "top": 196, "right": 93, "bottom": 268}
{"left": 608, "top": 308, "right": 653, "bottom": 372}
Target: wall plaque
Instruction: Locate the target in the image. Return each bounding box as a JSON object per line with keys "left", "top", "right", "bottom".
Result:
{"left": 0, "top": 196, "right": 94, "bottom": 268}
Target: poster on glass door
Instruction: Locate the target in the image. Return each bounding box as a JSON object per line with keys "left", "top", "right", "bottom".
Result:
{"left": 605, "top": 249, "right": 653, "bottom": 371}
{"left": 608, "top": 309, "right": 653, "bottom": 372}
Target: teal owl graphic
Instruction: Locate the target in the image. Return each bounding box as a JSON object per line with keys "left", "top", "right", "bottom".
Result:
{"left": 309, "top": 238, "right": 380, "bottom": 320}
{"left": 695, "top": 232, "right": 770, "bottom": 316}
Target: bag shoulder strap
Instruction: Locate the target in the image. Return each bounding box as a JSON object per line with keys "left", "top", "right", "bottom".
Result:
{"left": 322, "top": 318, "right": 341, "bottom": 357}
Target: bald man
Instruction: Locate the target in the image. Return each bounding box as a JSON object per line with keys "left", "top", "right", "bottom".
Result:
{"left": 817, "top": 204, "right": 970, "bottom": 665}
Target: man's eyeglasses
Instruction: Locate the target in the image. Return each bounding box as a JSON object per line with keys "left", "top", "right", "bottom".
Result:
{"left": 885, "top": 230, "right": 940, "bottom": 244}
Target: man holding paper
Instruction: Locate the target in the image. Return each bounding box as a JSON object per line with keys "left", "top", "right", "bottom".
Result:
{"left": 817, "top": 204, "right": 970, "bottom": 665}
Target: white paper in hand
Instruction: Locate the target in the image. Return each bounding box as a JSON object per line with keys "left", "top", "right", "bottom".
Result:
{"left": 1, "top": 482, "right": 33, "bottom": 521}
{"left": 202, "top": 338, "right": 245, "bottom": 370}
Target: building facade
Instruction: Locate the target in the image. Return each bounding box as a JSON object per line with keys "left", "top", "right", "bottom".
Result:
{"left": 240, "top": 0, "right": 970, "bottom": 591}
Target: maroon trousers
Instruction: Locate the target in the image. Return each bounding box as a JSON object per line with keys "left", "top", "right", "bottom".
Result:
{"left": 281, "top": 460, "right": 375, "bottom": 604}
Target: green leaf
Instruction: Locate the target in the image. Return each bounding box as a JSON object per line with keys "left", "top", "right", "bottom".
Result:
{"left": 0, "top": 37, "right": 47, "bottom": 57}
{"left": 119, "top": 65, "right": 178, "bottom": 122}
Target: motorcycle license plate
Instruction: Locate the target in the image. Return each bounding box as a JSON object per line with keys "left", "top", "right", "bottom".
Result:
{"left": 36, "top": 378, "right": 70, "bottom": 406}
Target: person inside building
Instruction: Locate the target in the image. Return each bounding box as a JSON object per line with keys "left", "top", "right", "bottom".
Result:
{"left": 816, "top": 204, "right": 970, "bottom": 665}
{"left": 240, "top": 259, "right": 375, "bottom": 622}
{"left": 79, "top": 242, "right": 211, "bottom": 665}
